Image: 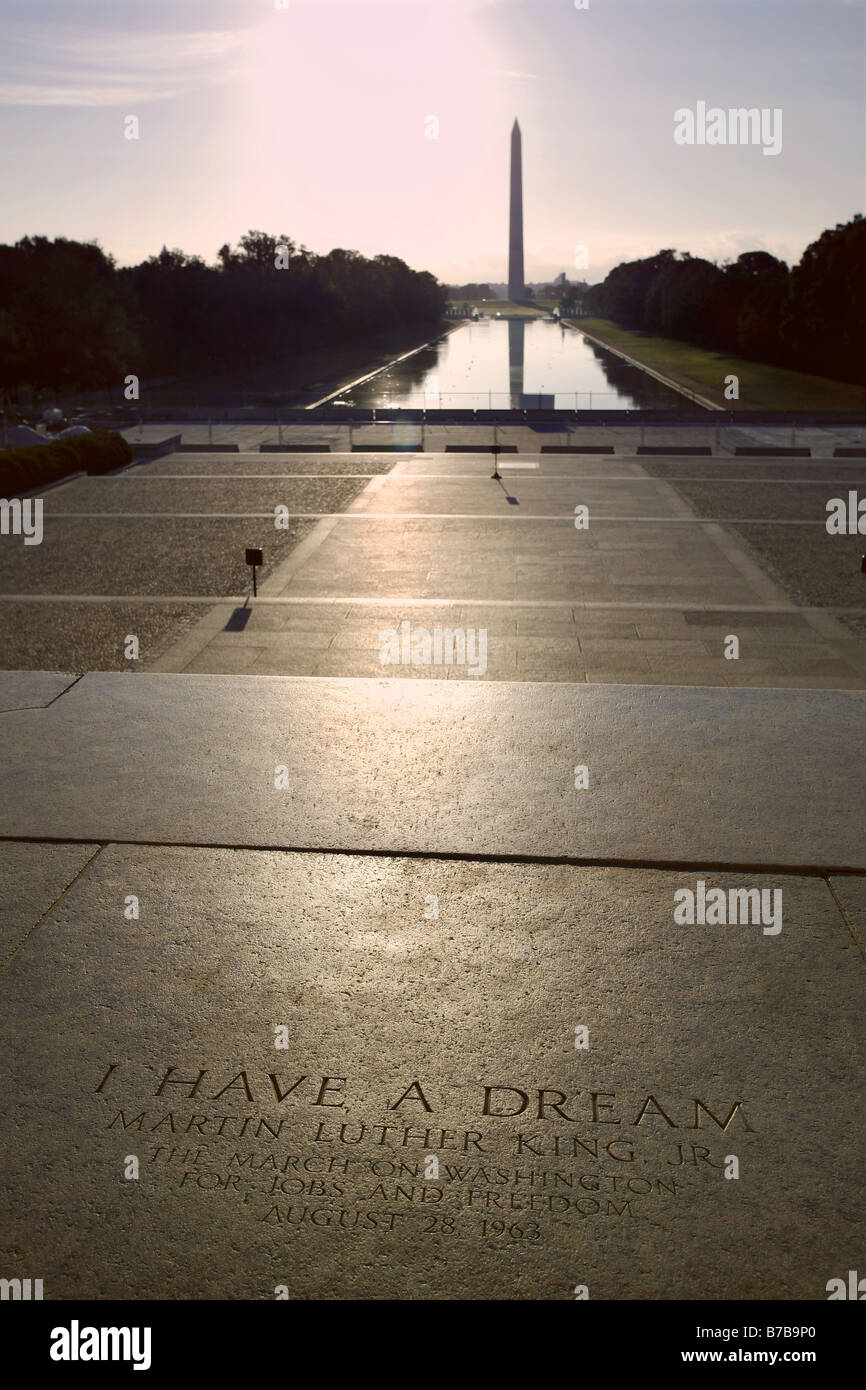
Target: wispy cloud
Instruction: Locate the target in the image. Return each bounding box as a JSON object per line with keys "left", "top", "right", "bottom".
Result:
{"left": 0, "top": 23, "right": 246, "bottom": 107}
{"left": 0, "top": 83, "right": 180, "bottom": 107}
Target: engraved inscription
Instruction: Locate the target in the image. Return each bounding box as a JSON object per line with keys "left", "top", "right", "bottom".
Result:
{"left": 93, "top": 1062, "right": 758, "bottom": 1243}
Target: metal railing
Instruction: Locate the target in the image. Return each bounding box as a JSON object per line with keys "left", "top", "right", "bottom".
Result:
{"left": 330, "top": 391, "right": 629, "bottom": 411}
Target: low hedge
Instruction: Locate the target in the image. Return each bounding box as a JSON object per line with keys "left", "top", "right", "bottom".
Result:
{"left": 0, "top": 431, "right": 133, "bottom": 498}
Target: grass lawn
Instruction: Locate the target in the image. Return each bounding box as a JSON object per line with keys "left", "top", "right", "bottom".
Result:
{"left": 448, "top": 299, "right": 546, "bottom": 318}
{"left": 566, "top": 317, "right": 866, "bottom": 411}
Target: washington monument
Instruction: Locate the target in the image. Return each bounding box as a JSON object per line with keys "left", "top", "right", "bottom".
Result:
{"left": 508, "top": 118, "right": 525, "bottom": 300}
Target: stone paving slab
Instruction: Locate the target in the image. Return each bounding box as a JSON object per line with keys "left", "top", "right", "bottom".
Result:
{"left": 345, "top": 477, "right": 693, "bottom": 517}
{"left": 0, "top": 672, "right": 862, "bottom": 868}
{"left": 0, "top": 841, "right": 97, "bottom": 963}
{"left": 0, "top": 845, "right": 862, "bottom": 1299}
{"left": 169, "top": 610, "right": 866, "bottom": 687}
{"left": 270, "top": 521, "right": 763, "bottom": 603}
{"left": 0, "top": 671, "right": 77, "bottom": 711}
{"left": 183, "top": 610, "right": 860, "bottom": 688}
{"left": 828, "top": 877, "right": 866, "bottom": 955}
{"left": 6, "top": 443, "right": 861, "bottom": 684}
{"left": 147, "top": 447, "right": 863, "bottom": 685}
{"left": 2, "top": 423, "right": 863, "bottom": 1305}
{"left": 392, "top": 454, "right": 647, "bottom": 477}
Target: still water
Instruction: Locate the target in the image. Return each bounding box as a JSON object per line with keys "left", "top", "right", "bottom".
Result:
{"left": 339, "top": 318, "right": 687, "bottom": 410}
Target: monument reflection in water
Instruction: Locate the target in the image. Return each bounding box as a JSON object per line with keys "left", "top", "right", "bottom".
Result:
{"left": 509, "top": 320, "right": 524, "bottom": 408}
{"left": 344, "top": 317, "right": 687, "bottom": 411}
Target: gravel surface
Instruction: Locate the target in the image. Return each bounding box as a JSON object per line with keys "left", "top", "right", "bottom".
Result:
{"left": 642, "top": 461, "right": 866, "bottom": 637}
{"left": 5, "top": 450, "right": 865, "bottom": 668}
{"left": 0, "top": 517, "right": 319, "bottom": 597}
{"left": 147, "top": 454, "right": 400, "bottom": 476}
{"left": 0, "top": 455, "right": 377, "bottom": 669}
{"left": 41, "top": 476, "right": 365, "bottom": 515}
{"left": 0, "top": 602, "right": 201, "bottom": 671}
{"left": 645, "top": 460, "right": 866, "bottom": 484}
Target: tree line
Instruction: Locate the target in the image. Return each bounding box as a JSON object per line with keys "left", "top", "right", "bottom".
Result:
{"left": 446, "top": 282, "right": 494, "bottom": 300}
{"left": 583, "top": 213, "right": 866, "bottom": 387}
{"left": 0, "top": 230, "right": 448, "bottom": 393}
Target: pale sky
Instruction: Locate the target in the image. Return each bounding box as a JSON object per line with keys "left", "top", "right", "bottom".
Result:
{"left": 0, "top": 0, "right": 863, "bottom": 284}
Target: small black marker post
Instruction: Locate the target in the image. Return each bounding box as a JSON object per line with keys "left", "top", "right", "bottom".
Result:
{"left": 491, "top": 425, "right": 502, "bottom": 480}
{"left": 245, "top": 547, "right": 263, "bottom": 597}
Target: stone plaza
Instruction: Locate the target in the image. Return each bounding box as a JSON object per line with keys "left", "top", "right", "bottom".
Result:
{"left": 0, "top": 420, "right": 864, "bottom": 1299}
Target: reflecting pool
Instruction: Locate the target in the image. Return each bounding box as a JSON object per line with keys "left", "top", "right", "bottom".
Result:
{"left": 338, "top": 318, "right": 690, "bottom": 410}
